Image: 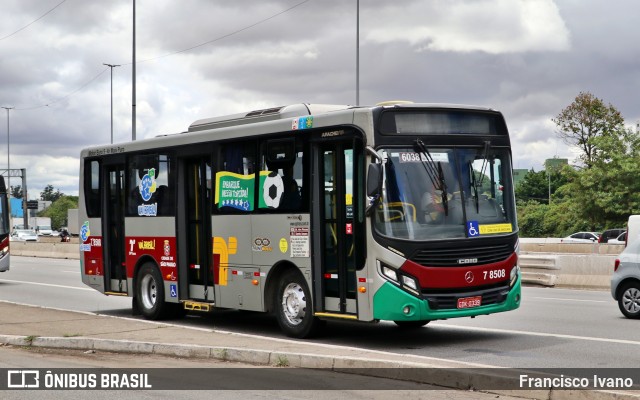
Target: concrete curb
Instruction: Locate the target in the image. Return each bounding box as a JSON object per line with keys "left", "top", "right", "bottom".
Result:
{"left": 1, "top": 334, "right": 638, "bottom": 399}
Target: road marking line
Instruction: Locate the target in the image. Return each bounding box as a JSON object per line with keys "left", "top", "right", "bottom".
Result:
{"left": 0, "top": 279, "right": 93, "bottom": 291}
{"left": 439, "top": 324, "right": 640, "bottom": 346}
{"left": 531, "top": 296, "right": 607, "bottom": 303}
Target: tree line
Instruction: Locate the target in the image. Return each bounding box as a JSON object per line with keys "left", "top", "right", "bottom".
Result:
{"left": 516, "top": 92, "right": 640, "bottom": 237}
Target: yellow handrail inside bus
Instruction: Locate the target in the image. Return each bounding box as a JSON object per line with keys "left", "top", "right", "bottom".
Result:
{"left": 378, "top": 202, "right": 416, "bottom": 222}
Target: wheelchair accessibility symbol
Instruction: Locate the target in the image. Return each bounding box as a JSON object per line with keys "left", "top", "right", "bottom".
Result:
{"left": 467, "top": 221, "right": 480, "bottom": 237}
{"left": 170, "top": 284, "right": 178, "bottom": 298}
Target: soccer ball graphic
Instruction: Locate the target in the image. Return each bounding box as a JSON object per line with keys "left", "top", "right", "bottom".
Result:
{"left": 263, "top": 171, "right": 284, "bottom": 208}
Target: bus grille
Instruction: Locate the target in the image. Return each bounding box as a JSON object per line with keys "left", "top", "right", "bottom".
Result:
{"left": 424, "top": 285, "right": 510, "bottom": 310}
{"left": 410, "top": 243, "right": 512, "bottom": 267}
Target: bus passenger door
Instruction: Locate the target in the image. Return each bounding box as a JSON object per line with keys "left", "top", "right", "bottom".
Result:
{"left": 178, "top": 157, "right": 214, "bottom": 302}
{"left": 103, "top": 162, "right": 127, "bottom": 293}
{"left": 314, "top": 140, "right": 359, "bottom": 316}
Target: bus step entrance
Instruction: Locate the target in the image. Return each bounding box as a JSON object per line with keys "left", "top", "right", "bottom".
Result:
{"left": 183, "top": 301, "right": 214, "bottom": 313}
{"left": 314, "top": 312, "right": 358, "bottom": 320}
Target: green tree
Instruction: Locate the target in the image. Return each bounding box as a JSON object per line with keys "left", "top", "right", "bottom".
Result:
{"left": 10, "top": 185, "right": 23, "bottom": 199}
{"left": 516, "top": 169, "right": 549, "bottom": 203}
{"left": 515, "top": 168, "right": 568, "bottom": 204}
{"left": 516, "top": 200, "right": 549, "bottom": 237}
{"left": 566, "top": 127, "right": 640, "bottom": 229}
{"left": 552, "top": 92, "right": 625, "bottom": 169}
{"left": 40, "top": 184, "right": 64, "bottom": 202}
{"left": 40, "top": 196, "right": 78, "bottom": 230}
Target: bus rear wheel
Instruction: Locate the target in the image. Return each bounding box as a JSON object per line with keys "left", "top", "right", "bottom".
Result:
{"left": 394, "top": 320, "right": 430, "bottom": 329}
{"left": 136, "top": 263, "right": 168, "bottom": 320}
{"left": 274, "top": 271, "right": 322, "bottom": 338}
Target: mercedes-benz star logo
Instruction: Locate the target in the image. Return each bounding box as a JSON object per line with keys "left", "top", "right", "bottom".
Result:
{"left": 465, "top": 271, "right": 474, "bottom": 283}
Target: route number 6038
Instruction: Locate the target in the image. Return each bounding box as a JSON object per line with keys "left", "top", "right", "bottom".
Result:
{"left": 484, "top": 269, "right": 506, "bottom": 280}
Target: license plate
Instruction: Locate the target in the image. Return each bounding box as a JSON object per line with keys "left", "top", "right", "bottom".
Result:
{"left": 457, "top": 296, "right": 482, "bottom": 309}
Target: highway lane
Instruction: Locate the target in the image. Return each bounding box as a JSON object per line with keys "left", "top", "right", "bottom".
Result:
{"left": 1, "top": 256, "right": 637, "bottom": 369}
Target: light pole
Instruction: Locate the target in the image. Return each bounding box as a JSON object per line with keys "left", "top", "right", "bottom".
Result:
{"left": 103, "top": 63, "right": 121, "bottom": 144}
{"left": 132, "top": 0, "right": 136, "bottom": 141}
{"left": 1, "top": 106, "right": 13, "bottom": 195}
{"left": 356, "top": 0, "right": 359, "bottom": 106}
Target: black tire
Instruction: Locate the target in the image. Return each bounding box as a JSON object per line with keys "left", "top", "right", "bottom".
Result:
{"left": 136, "top": 263, "right": 168, "bottom": 320}
{"left": 274, "top": 270, "right": 322, "bottom": 338}
{"left": 394, "top": 320, "right": 430, "bottom": 329}
{"left": 618, "top": 282, "right": 640, "bottom": 319}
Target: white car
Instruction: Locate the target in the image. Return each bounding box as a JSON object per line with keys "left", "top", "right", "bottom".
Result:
{"left": 562, "top": 232, "right": 600, "bottom": 243}
{"left": 10, "top": 229, "right": 39, "bottom": 242}
{"left": 609, "top": 232, "right": 627, "bottom": 245}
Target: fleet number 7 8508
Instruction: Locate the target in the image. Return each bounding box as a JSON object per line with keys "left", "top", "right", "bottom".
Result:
{"left": 484, "top": 269, "right": 506, "bottom": 279}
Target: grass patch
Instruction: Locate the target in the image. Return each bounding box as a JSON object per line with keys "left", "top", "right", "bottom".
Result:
{"left": 274, "top": 355, "right": 289, "bottom": 367}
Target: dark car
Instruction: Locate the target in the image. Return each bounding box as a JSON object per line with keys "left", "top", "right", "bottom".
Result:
{"left": 600, "top": 228, "right": 626, "bottom": 243}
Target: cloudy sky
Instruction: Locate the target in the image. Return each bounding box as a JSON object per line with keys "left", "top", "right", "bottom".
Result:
{"left": 0, "top": 0, "right": 638, "bottom": 198}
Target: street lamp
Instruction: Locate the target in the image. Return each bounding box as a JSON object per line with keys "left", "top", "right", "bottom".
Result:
{"left": 103, "top": 63, "right": 121, "bottom": 144}
{"left": 356, "top": 0, "right": 359, "bottom": 106}
{"left": 1, "top": 106, "right": 13, "bottom": 194}
{"left": 132, "top": 0, "right": 136, "bottom": 141}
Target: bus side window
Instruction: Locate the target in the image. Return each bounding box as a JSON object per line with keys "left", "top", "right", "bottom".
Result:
{"left": 156, "top": 155, "right": 175, "bottom": 216}
{"left": 84, "top": 160, "right": 101, "bottom": 218}
{"left": 127, "top": 154, "right": 169, "bottom": 217}
{"left": 217, "top": 141, "right": 256, "bottom": 213}
{"left": 261, "top": 138, "right": 304, "bottom": 212}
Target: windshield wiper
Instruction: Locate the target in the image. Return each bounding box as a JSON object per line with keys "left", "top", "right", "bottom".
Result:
{"left": 470, "top": 162, "right": 480, "bottom": 212}
{"left": 415, "top": 139, "right": 448, "bottom": 215}
{"left": 470, "top": 141, "right": 491, "bottom": 213}
{"left": 478, "top": 141, "right": 491, "bottom": 188}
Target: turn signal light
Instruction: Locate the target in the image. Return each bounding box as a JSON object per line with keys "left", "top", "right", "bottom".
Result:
{"left": 252, "top": 279, "right": 259, "bottom": 286}
{"left": 358, "top": 286, "right": 367, "bottom": 293}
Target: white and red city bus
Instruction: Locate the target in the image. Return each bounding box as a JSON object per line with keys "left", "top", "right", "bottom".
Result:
{"left": 79, "top": 103, "right": 521, "bottom": 337}
{"left": 0, "top": 177, "right": 10, "bottom": 272}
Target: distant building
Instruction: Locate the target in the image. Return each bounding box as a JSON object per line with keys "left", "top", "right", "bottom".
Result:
{"left": 513, "top": 169, "right": 529, "bottom": 188}
{"left": 545, "top": 158, "right": 568, "bottom": 171}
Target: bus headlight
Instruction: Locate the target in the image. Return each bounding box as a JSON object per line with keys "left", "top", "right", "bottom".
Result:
{"left": 402, "top": 275, "right": 418, "bottom": 291}
{"left": 381, "top": 265, "right": 398, "bottom": 282}
{"left": 510, "top": 265, "right": 520, "bottom": 287}
{"left": 379, "top": 262, "right": 421, "bottom": 296}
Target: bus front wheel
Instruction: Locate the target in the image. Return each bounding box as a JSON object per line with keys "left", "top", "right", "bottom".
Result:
{"left": 136, "top": 263, "right": 167, "bottom": 320}
{"left": 274, "top": 271, "right": 322, "bottom": 338}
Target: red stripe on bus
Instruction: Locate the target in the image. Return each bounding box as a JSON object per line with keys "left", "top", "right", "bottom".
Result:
{"left": 399, "top": 253, "right": 517, "bottom": 289}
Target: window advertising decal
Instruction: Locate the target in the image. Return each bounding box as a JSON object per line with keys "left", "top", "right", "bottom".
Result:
{"left": 215, "top": 171, "right": 254, "bottom": 211}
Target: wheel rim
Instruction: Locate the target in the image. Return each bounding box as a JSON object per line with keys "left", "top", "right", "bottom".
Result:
{"left": 140, "top": 273, "right": 158, "bottom": 310}
{"left": 281, "top": 282, "right": 306, "bottom": 326}
{"left": 622, "top": 287, "right": 640, "bottom": 314}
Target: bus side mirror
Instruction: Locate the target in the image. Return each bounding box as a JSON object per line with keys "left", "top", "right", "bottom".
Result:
{"left": 366, "top": 163, "right": 382, "bottom": 216}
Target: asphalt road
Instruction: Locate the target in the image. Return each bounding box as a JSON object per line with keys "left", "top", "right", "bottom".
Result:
{"left": 1, "top": 256, "right": 637, "bottom": 369}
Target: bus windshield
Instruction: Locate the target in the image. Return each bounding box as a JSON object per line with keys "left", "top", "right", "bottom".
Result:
{"left": 374, "top": 146, "right": 515, "bottom": 240}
